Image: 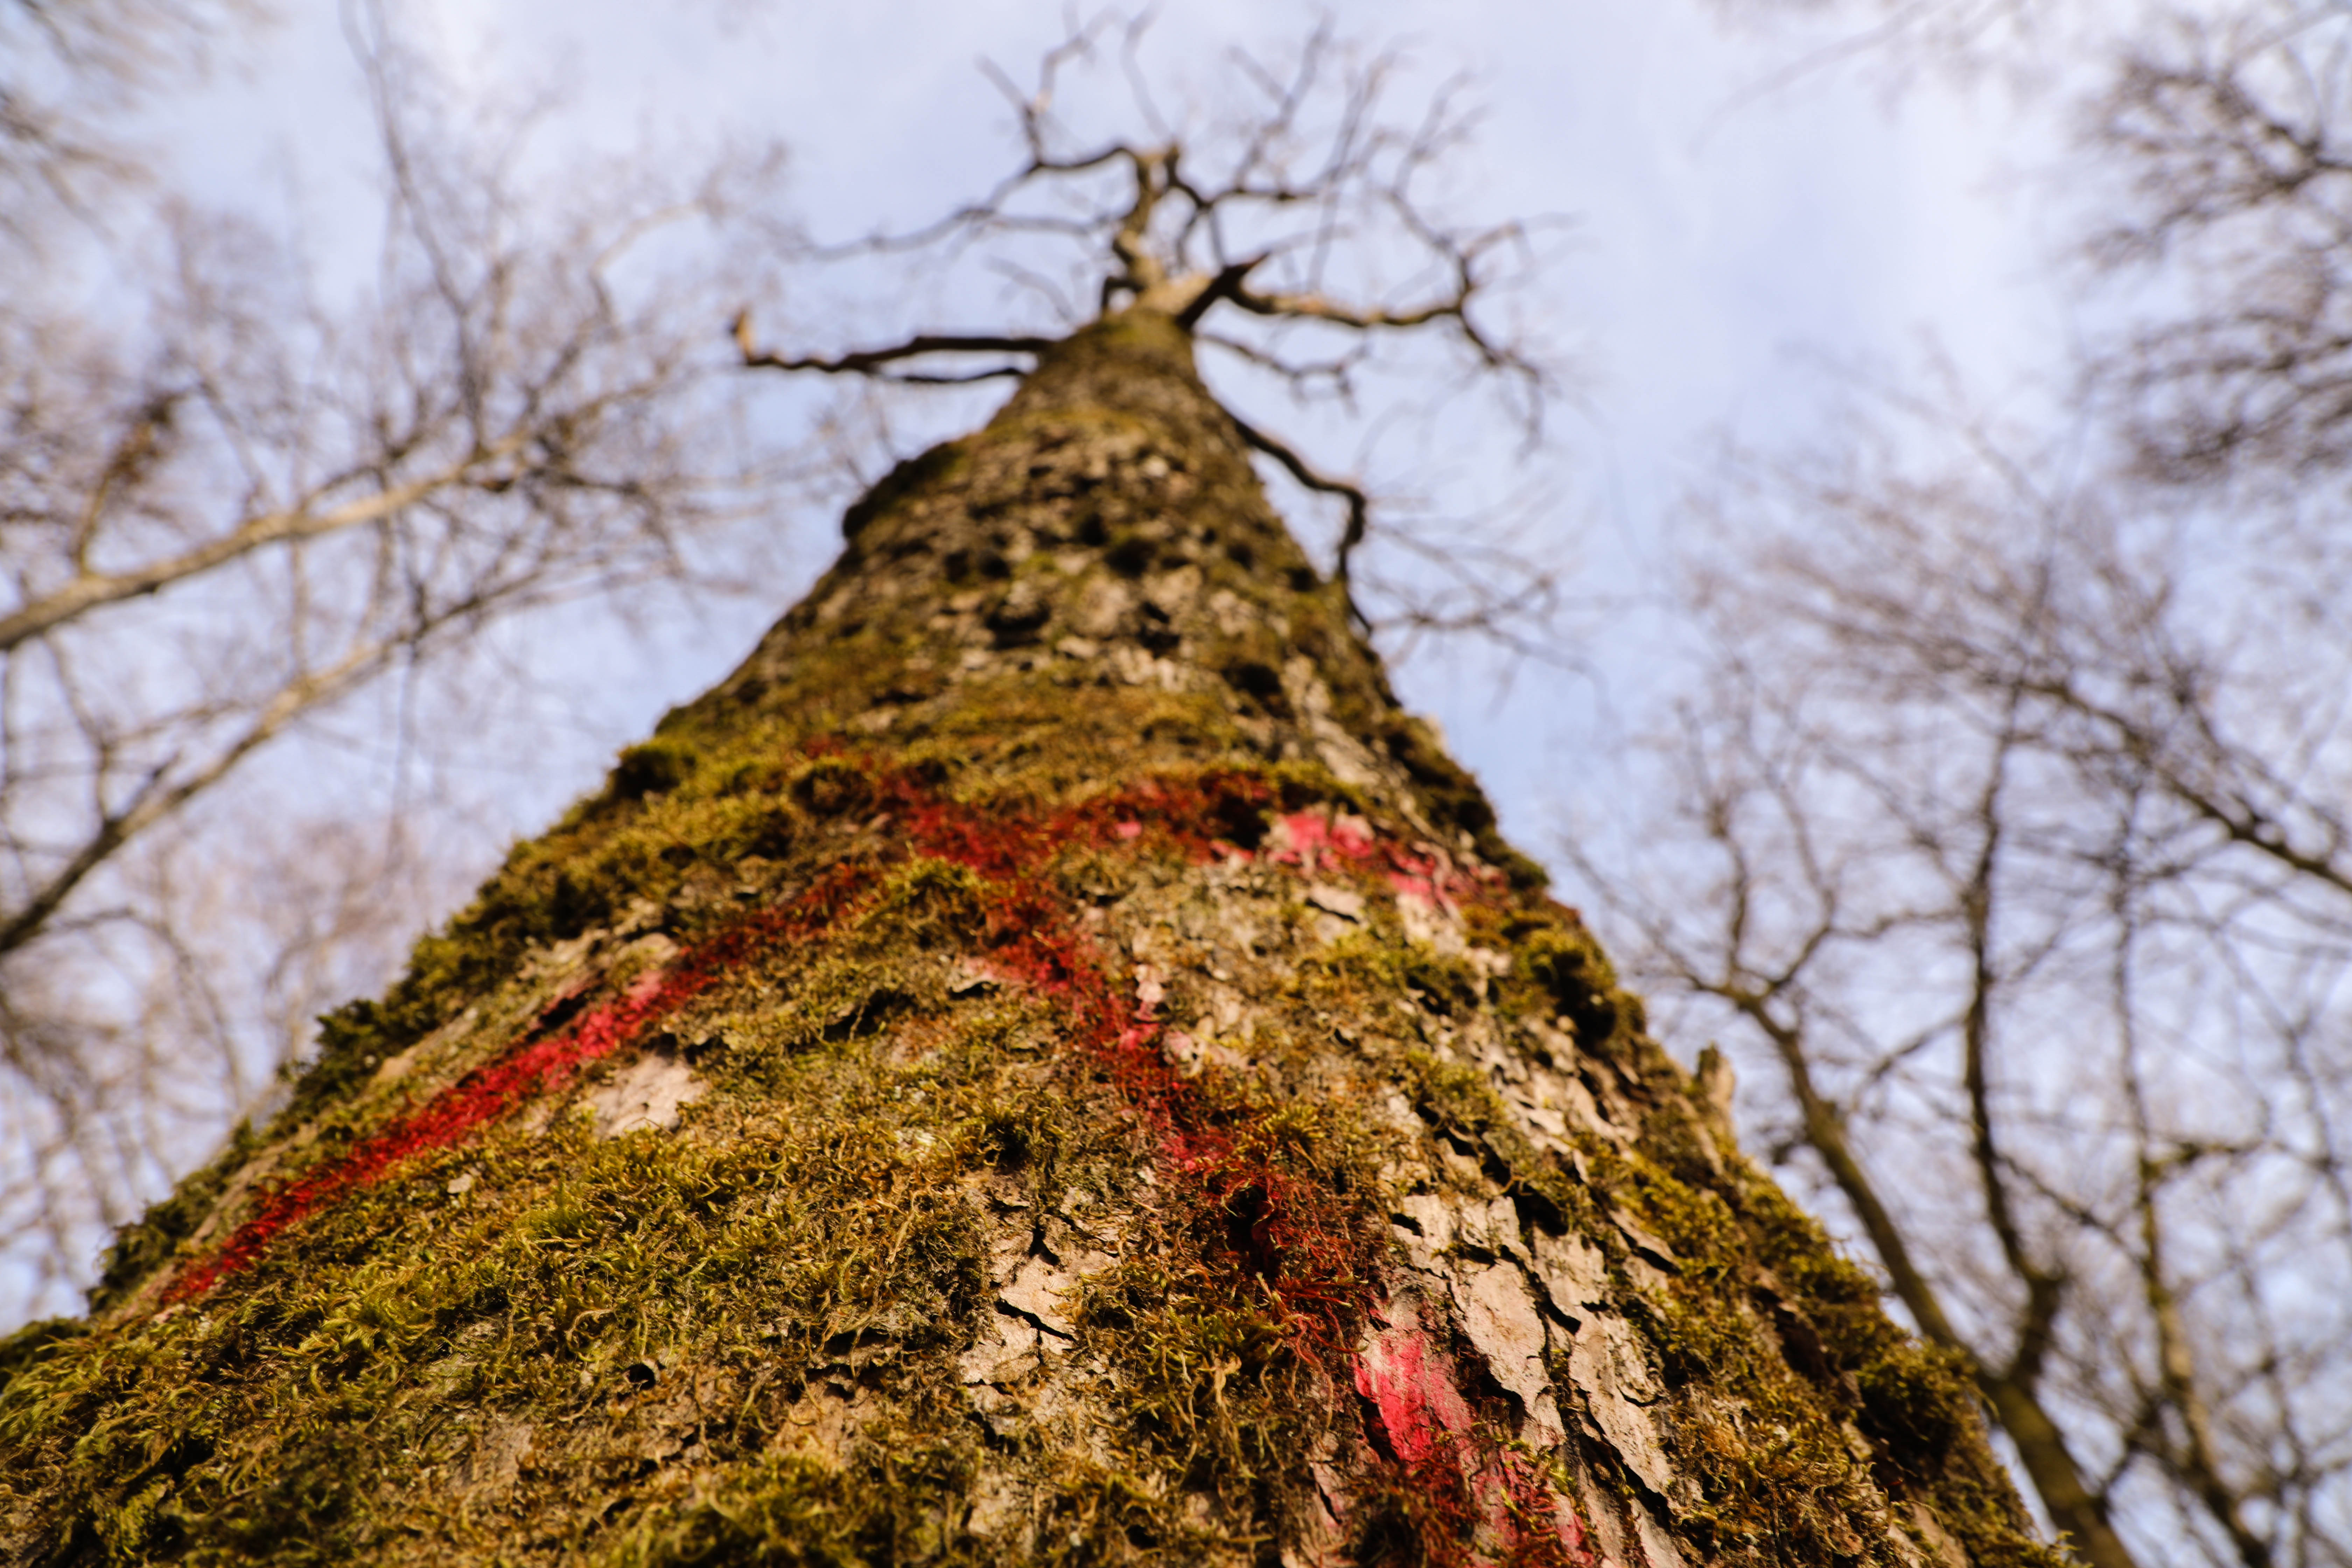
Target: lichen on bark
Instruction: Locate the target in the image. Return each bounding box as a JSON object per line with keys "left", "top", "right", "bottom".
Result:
{"left": 0, "top": 308, "right": 2053, "bottom": 1568}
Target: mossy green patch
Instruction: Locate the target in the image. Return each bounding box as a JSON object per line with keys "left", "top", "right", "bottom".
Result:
{"left": 86, "top": 1120, "right": 263, "bottom": 1314}
{"left": 11, "top": 308, "right": 2050, "bottom": 1568}
{"left": 610, "top": 1441, "right": 978, "bottom": 1568}
{"left": 1512, "top": 923, "right": 1640, "bottom": 1051}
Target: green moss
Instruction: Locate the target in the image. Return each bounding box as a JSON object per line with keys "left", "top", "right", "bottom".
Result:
{"left": 1298, "top": 933, "right": 1481, "bottom": 1027}
{"left": 1574, "top": 1133, "right": 2059, "bottom": 1568}
{"left": 1381, "top": 713, "right": 1494, "bottom": 835}
{"left": 1513, "top": 923, "right": 1642, "bottom": 1049}
{"left": 1070, "top": 1252, "right": 1305, "bottom": 1546}
{"left": 1406, "top": 1049, "right": 1503, "bottom": 1135}
{"left": 1854, "top": 1338, "right": 1969, "bottom": 1457}
{"left": 611, "top": 1442, "right": 975, "bottom": 1567}
{"left": 86, "top": 1120, "right": 263, "bottom": 1312}
{"left": 12, "top": 1002, "right": 1074, "bottom": 1559}
{"left": 841, "top": 439, "right": 970, "bottom": 542}
{"left": 1266, "top": 759, "right": 1368, "bottom": 819}
{"left": 4, "top": 308, "right": 2054, "bottom": 1568}
{"left": 278, "top": 744, "right": 828, "bottom": 1126}
{"left": 0, "top": 1318, "right": 82, "bottom": 1400}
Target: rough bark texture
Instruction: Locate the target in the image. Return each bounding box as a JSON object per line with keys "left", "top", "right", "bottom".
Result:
{"left": 0, "top": 310, "right": 2054, "bottom": 1568}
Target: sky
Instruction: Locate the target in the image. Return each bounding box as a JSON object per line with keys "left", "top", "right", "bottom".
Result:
{"left": 0, "top": 0, "right": 2088, "bottom": 1326}
{"left": 268, "top": 0, "right": 2064, "bottom": 861}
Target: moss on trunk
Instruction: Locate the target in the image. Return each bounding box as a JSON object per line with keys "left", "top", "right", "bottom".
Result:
{"left": 0, "top": 310, "right": 2053, "bottom": 1568}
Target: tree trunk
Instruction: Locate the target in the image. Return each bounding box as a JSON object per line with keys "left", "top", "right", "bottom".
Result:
{"left": 0, "top": 309, "right": 2054, "bottom": 1568}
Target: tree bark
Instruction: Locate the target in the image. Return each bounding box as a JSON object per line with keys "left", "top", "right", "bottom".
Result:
{"left": 0, "top": 308, "right": 2055, "bottom": 1568}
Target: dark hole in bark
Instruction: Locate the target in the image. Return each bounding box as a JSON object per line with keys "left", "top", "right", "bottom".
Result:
{"left": 985, "top": 1116, "right": 1032, "bottom": 1173}
{"left": 544, "top": 870, "right": 610, "bottom": 941}
{"left": 613, "top": 741, "right": 696, "bottom": 801}
{"left": 1221, "top": 1183, "right": 1282, "bottom": 1281}
{"left": 1210, "top": 788, "right": 1271, "bottom": 850}
{"left": 1348, "top": 1494, "right": 1423, "bottom": 1567}
{"left": 1220, "top": 659, "right": 1292, "bottom": 718}
{"left": 1513, "top": 1184, "right": 1569, "bottom": 1237}
{"left": 822, "top": 987, "right": 916, "bottom": 1042}
{"left": 531, "top": 990, "right": 590, "bottom": 1040}
{"left": 736, "top": 807, "right": 797, "bottom": 860}
{"left": 1768, "top": 1297, "right": 1838, "bottom": 1387}
{"left": 987, "top": 582, "right": 1052, "bottom": 645}
{"left": 791, "top": 759, "right": 873, "bottom": 818}
{"left": 1106, "top": 533, "right": 1156, "bottom": 575}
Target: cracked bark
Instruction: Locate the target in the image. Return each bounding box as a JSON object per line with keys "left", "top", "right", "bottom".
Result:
{"left": 1, "top": 307, "right": 2052, "bottom": 1568}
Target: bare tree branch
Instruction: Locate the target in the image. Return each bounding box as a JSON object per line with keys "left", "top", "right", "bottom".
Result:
{"left": 0, "top": 4, "right": 797, "bottom": 1311}
{"left": 727, "top": 15, "right": 1566, "bottom": 656}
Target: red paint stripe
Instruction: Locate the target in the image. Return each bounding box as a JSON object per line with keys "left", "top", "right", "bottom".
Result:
{"left": 164, "top": 866, "right": 877, "bottom": 1303}
{"left": 162, "top": 754, "right": 1577, "bottom": 1563}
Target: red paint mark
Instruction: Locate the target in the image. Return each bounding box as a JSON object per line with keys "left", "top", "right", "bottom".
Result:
{"left": 862, "top": 770, "right": 1581, "bottom": 1565}
{"left": 166, "top": 973, "right": 670, "bottom": 1302}
{"left": 163, "top": 769, "right": 1295, "bottom": 1302}
{"left": 845, "top": 766, "right": 1387, "bottom": 1356}
{"left": 164, "top": 864, "right": 880, "bottom": 1303}
{"left": 163, "top": 749, "right": 1577, "bottom": 1564}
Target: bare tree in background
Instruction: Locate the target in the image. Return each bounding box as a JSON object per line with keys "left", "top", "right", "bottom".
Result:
{"left": 0, "top": 0, "right": 257, "bottom": 235}
{"left": 0, "top": 6, "right": 791, "bottom": 1319}
{"left": 0, "top": 8, "right": 1579, "bottom": 1330}
{"left": 2088, "top": 1, "right": 2352, "bottom": 484}
{"left": 1572, "top": 8, "right": 2352, "bottom": 1568}
{"left": 732, "top": 16, "right": 1574, "bottom": 660}
{"left": 1691, "top": 0, "right": 2058, "bottom": 104}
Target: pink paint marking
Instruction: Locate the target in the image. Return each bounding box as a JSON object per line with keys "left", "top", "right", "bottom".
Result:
{"left": 1353, "top": 1303, "right": 1475, "bottom": 1466}
{"left": 168, "top": 770, "right": 1400, "bottom": 1308}
{"left": 163, "top": 751, "right": 1578, "bottom": 1566}
{"left": 799, "top": 766, "right": 1575, "bottom": 1563}
{"left": 1353, "top": 1298, "right": 1603, "bottom": 1566}
{"left": 166, "top": 767, "right": 1499, "bottom": 1348}
{"left": 1268, "top": 808, "right": 1489, "bottom": 914}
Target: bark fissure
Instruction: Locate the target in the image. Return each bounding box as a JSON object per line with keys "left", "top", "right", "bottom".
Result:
{"left": 0, "top": 309, "right": 2051, "bottom": 1568}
